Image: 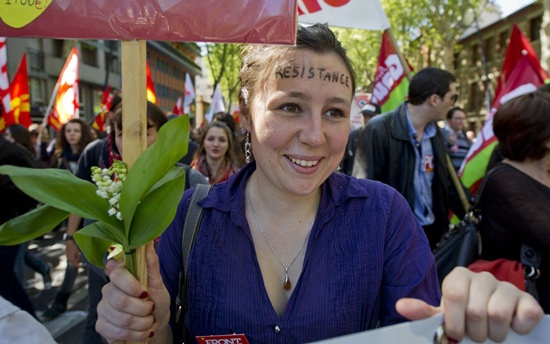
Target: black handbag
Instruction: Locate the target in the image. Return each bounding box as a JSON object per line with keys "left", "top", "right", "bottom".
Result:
{"left": 431, "top": 156, "right": 491, "bottom": 285}
{"left": 432, "top": 212, "right": 481, "bottom": 285}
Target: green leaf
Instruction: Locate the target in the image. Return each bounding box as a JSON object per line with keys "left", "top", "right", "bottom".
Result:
{"left": 74, "top": 222, "right": 119, "bottom": 268}
{"left": 128, "top": 168, "right": 186, "bottom": 249}
{"left": 145, "top": 166, "right": 186, "bottom": 198}
{"left": 0, "top": 166, "right": 123, "bottom": 233}
{"left": 0, "top": 205, "right": 69, "bottom": 245}
{"left": 119, "top": 116, "right": 189, "bottom": 235}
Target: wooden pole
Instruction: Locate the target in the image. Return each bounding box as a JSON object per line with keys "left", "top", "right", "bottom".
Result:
{"left": 195, "top": 95, "right": 204, "bottom": 128}
{"left": 386, "top": 28, "right": 412, "bottom": 81}
{"left": 121, "top": 39, "right": 148, "bottom": 344}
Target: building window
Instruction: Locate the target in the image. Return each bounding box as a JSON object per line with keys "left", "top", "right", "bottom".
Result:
{"left": 499, "top": 30, "right": 509, "bottom": 54}
{"left": 530, "top": 16, "right": 543, "bottom": 41}
{"left": 81, "top": 43, "right": 98, "bottom": 67}
{"left": 471, "top": 44, "right": 480, "bottom": 64}
{"left": 52, "top": 39, "right": 63, "bottom": 58}
{"left": 27, "top": 48, "right": 44, "bottom": 71}
{"left": 484, "top": 37, "right": 494, "bottom": 62}
{"left": 29, "top": 78, "right": 44, "bottom": 103}
{"left": 453, "top": 51, "right": 460, "bottom": 70}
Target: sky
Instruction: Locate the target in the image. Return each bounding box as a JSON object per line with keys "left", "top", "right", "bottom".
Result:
{"left": 496, "top": 0, "right": 536, "bottom": 17}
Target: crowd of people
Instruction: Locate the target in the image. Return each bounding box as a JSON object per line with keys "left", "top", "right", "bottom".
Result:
{"left": 0, "top": 23, "right": 548, "bottom": 343}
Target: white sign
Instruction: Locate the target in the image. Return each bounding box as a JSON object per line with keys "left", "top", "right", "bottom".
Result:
{"left": 311, "top": 314, "right": 550, "bottom": 344}
{"left": 298, "top": 0, "right": 390, "bottom": 31}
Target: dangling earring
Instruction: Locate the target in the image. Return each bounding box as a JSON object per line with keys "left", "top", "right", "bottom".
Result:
{"left": 244, "top": 132, "right": 252, "bottom": 164}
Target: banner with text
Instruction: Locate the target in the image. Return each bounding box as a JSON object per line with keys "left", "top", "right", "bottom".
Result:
{"left": 0, "top": 0, "right": 296, "bottom": 45}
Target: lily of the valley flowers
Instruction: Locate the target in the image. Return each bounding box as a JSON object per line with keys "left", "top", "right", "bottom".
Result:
{"left": 92, "top": 162, "right": 127, "bottom": 221}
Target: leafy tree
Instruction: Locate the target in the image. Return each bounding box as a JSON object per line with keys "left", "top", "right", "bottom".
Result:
{"left": 332, "top": 28, "right": 381, "bottom": 92}
{"left": 205, "top": 43, "right": 243, "bottom": 110}
{"left": 382, "top": 0, "right": 497, "bottom": 71}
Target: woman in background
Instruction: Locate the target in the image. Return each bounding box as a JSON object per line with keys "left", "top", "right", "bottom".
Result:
{"left": 479, "top": 91, "right": 550, "bottom": 313}
{"left": 191, "top": 121, "right": 239, "bottom": 185}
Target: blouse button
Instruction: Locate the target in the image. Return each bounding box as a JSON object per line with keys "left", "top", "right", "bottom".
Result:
{"left": 274, "top": 325, "right": 281, "bottom": 333}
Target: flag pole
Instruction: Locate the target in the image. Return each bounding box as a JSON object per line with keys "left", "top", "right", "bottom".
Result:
{"left": 386, "top": 28, "right": 412, "bottom": 81}
{"left": 121, "top": 39, "right": 148, "bottom": 344}
{"left": 41, "top": 82, "right": 60, "bottom": 127}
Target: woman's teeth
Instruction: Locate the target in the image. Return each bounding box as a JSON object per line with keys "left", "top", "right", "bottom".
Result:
{"left": 289, "top": 157, "right": 319, "bottom": 167}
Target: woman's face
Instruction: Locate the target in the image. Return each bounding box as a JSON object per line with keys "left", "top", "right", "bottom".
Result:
{"left": 4, "top": 128, "right": 14, "bottom": 143}
{"left": 115, "top": 121, "right": 159, "bottom": 158}
{"left": 203, "top": 127, "right": 229, "bottom": 161}
{"left": 242, "top": 49, "right": 352, "bottom": 196}
{"left": 65, "top": 122, "right": 82, "bottom": 146}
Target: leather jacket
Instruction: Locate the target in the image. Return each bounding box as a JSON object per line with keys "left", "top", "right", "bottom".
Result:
{"left": 353, "top": 102, "right": 463, "bottom": 247}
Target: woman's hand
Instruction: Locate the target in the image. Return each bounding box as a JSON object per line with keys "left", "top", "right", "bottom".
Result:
{"left": 65, "top": 240, "right": 81, "bottom": 267}
{"left": 96, "top": 242, "right": 172, "bottom": 343}
{"left": 396, "top": 267, "right": 543, "bottom": 343}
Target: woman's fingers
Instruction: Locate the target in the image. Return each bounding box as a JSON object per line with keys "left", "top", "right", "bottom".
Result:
{"left": 96, "top": 316, "right": 154, "bottom": 342}
{"left": 464, "top": 272, "right": 497, "bottom": 342}
{"left": 395, "top": 298, "right": 441, "bottom": 321}
{"left": 101, "top": 274, "right": 154, "bottom": 316}
{"left": 97, "top": 292, "right": 155, "bottom": 330}
{"left": 441, "top": 267, "right": 544, "bottom": 343}
{"left": 510, "top": 293, "right": 544, "bottom": 334}
{"left": 441, "top": 267, "right": 470, "bottom": 342}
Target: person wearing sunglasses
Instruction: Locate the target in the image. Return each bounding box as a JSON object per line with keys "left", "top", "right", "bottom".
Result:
{"left": 353, "top": 67, "right": 466, "bottom": 249}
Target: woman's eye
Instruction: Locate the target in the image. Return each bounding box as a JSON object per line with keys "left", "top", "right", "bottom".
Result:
{"left": 325, "top": 109, "right": 345, "bottom": 118}
{"left": 281, "top": 104, "right": 300, "bottom": 113}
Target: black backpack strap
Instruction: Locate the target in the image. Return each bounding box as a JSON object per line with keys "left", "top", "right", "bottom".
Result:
{"left": 174, "top": 184, "right": 212, "bottom": 343}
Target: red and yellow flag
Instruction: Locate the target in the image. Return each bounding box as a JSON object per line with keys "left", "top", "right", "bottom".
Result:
{"left": 48, "top": 47, "right": 79, "bottom": 130}
{"left": 93, "top": 85, "right": 118, "bottom": 133}
{"left": 146, "top": 60, "right": 157, "bottom": 104}
{"left": 0, "top": 53, "right": 31, "bottom": 131}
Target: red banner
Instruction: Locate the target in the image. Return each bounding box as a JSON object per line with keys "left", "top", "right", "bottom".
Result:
{"left": 0, "top": 53, "right": 30, "bottom": 131}
{"left": 0, "top": 1, "right": 296, "bottom": 45}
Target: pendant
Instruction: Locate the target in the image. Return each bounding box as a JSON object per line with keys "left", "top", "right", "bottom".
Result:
{"left": 283, "top": 269, "right": 291, "bottom": 290}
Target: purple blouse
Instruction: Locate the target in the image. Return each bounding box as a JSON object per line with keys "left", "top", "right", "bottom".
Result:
{"left": 158, "top": 162, "right": 441, "bottom": 344}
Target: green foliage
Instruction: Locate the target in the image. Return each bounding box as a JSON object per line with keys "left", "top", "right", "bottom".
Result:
{"left": 119, "top": 115, "right": 189, "bottom": 234}
{"left": 381, "top": 0, "right": 497, "bottom": 71}
{"left": 0, "top": 206, "right": 69, "bottom": 245}
{"left": 205, "top": 43, "right": 243, "bottom": 109}
{"left": 332, "top": 28, "right": 382, "bottom": 92}
{"left": 0, "top": 116, "right": 190, "bottom": 268}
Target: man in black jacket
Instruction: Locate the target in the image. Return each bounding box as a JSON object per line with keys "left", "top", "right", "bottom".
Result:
{"left": 353, "top": 68, "right": 464, "bottom": 248}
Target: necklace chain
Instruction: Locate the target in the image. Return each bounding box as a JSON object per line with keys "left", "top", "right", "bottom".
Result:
{"left": 246, "top": 184, "right": 315, "bottom": 290}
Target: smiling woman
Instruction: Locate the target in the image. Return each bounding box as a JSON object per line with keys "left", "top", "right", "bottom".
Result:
{"left": 95, "top": 24, "right": 543, "bottom": 344}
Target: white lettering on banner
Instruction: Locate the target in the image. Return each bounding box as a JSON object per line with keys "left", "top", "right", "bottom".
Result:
{"left": 386, "top": 54, "right": 404, "bottom": 81}
{"left": 371, "top": 54, "right": 404, "bottom": 104}
{"left": 204, "top": 339, "right": 243, "bottom": 344}
{"left": 298, "top": 0, "right": 350, "bottom": 15}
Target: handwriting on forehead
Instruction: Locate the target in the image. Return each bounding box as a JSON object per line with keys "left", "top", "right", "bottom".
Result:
{"left": 274, "top": 65, "right": 350, "bottom": 89}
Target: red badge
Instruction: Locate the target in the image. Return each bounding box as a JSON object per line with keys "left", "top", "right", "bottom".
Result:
{"left": 424, "top": 154, "right": 434, "bottom": 173}
{"left": 196, "top": 334, "right": 249, "bottom": 344}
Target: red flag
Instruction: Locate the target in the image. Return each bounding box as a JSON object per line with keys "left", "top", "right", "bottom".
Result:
{"left": 173, "top": 94, "right": 184, "bottom": 116}
{"left": 93, "top": 85, "right": 118, "bottom": 133}
{"left": 146, "top": 60, "right": 157, "bottom": 104}
{"left": 460, "top": 55, "right": 544, "bottom": 194}
{"left": 48, "top": 47, "right": 79, "bottom": 130}
{"left": 0, "top": 54, "right": 31, "bottom": 131}
{"left": 494, "top": 24, "right": 549, "bottom": 97}
{"left": 0, "top": 37, "right": 11, "bottom": 121}
{"left": 371, "top": 30, "right": 413, "bottom": 112}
